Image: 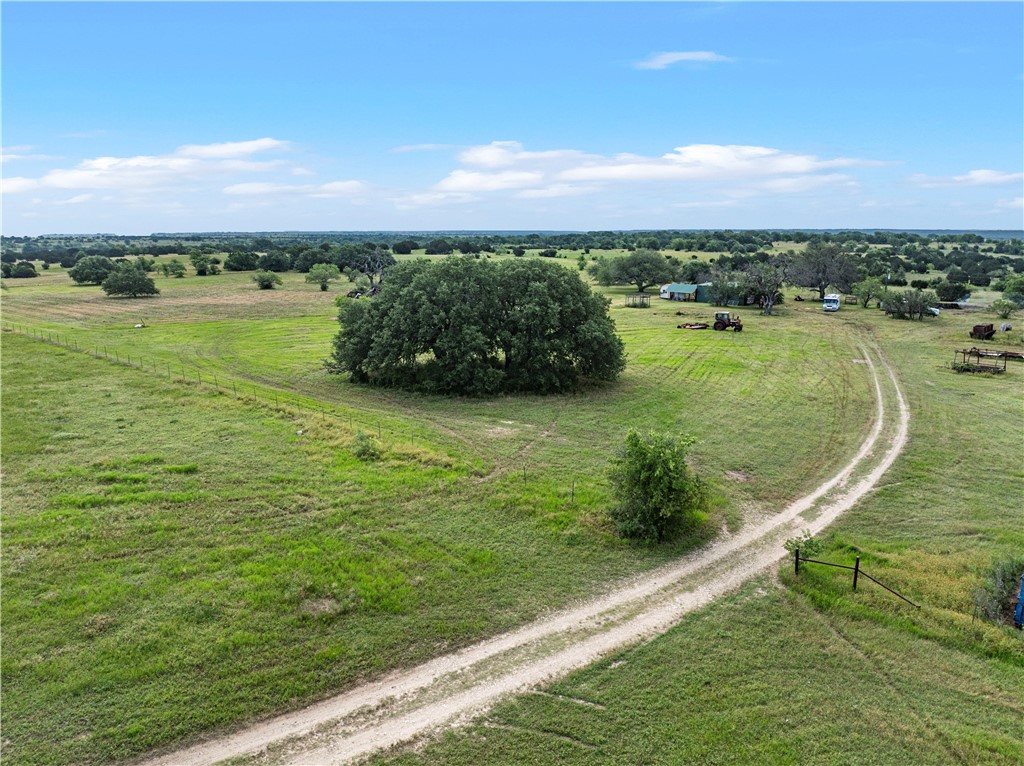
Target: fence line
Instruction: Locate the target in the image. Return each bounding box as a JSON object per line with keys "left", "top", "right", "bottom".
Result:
{"left": 3, "top": 323, "right": 583, "bottom": 500}
{"left": 794, "top": 549, "right": 921, "bottom": 608}
{"left": 2, "top": 322, "right": 424, "bottom": 451}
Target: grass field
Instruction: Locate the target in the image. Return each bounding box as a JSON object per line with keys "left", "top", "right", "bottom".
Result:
{"left": 370, "top": 300, "right": 1024, "bottom": 766}
{"left": 2, "top": 262, "right": 1021, "bottom": 765}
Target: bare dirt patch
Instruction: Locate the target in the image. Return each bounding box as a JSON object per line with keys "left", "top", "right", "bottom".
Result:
{"left": 484, "top": 427, "right": 515, "bottom": 437}
{"left": 300, "top": 598, "right": 341, "bottom": 617}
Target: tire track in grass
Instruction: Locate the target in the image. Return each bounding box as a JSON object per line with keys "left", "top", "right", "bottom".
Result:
{"left": 135, "top": 341, "right": 909, "bottom": 766}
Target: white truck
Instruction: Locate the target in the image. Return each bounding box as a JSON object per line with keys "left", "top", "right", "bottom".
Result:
{"left": 823, "top": 294, "right": 841, "bottom": 312}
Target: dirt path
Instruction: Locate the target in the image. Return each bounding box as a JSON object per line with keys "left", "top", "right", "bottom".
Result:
{"left": 137, "top": 344, "right": 909, "bottom": 766}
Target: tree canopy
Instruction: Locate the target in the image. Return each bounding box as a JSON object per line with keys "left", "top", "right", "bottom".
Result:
{"left": 327, "top": 257, "right": 625, "bottom": 395}
{"left": 306, "top": 263, "right": 341, "bottom": 291}
{"left": 68, "top": 255, "right": 117, "bottom": 285}
{"left": 612, "top": 248, "right": 675, "bottom": 293}
{"left": 101, "top": 263, "right": 159, "bottom": 297}
{"left": 790, "top": 242, "right": 860, "bottom": 299}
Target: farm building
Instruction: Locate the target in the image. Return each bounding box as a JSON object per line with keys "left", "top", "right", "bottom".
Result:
{"left": 659, "top": 282, "right": 712, "bottom": 302}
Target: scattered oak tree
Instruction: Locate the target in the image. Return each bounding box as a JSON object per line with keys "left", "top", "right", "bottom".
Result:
{"left": 744, "top": 259, "right": 787, "bottom": 315}
{"left": 612, "top": 248, "right": 675, "bottom": 293}
{"left": 68, "top": 255, "right": 117, "bottom": 285}
{"left": 881, "top": 288, "right": 938, "bottom": 320}
{"left": 852, "top": 277, "right": 886, "bottom": 307}
{"left": 101, "top": 263, "right": 159, "bottom": 297}
{"left": 189, "top": 251, "right": 219, "bottom": 276}
{"left": 608, "top": 429, "right": 709, "bottom": 543}
{"left": 10, "top": 261, "right": 39, "bottom": 279}
{"left": 252, "top": 270, "right": 283, "bottom": 290}
{"left": 160, "top": 259, "right": 187, "bottom": 278}
{"left": 257, "top": 252, "right": 292, "bottom": 272}
{"left": 224, "top": 251, "right": 260, "bottom": 271}
{"left": 934, "top": 281, "right": 971, "bottom": 302}
{"left": 790, "top": 241, "right": 860, "bottom": 299}
{"left": 327, "top": 258, "right": 625, "bottom": 395}
{"left": 306, "top": 263, "right": 342, "bottom": 291}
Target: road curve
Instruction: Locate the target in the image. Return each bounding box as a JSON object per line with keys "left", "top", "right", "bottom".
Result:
{"left": 136, "top": 343, "right": 909, "bottom": 766}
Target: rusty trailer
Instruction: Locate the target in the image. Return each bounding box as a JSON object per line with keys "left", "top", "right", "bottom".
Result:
{"left": 952, "top": 348, "right": 1007, "bottom": 374}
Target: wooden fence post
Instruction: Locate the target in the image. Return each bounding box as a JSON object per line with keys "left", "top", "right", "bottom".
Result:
{"left": 795, "top": 548, "right": 800, "bottom": 575}
{"left": 853, "top": 556, "right": 860, "bottom": 591}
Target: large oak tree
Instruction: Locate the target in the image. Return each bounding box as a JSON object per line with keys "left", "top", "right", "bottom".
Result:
{"left": 327, "top": 257, "right": 625, "bottom": 395}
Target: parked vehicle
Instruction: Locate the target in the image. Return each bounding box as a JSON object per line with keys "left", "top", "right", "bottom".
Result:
{"left": 823, "top": 294, "right": 841, "bottom": 312}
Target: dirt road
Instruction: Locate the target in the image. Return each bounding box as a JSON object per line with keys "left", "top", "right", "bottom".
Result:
{"left": 138, "top": 344, "right": 908, "bottom": 766}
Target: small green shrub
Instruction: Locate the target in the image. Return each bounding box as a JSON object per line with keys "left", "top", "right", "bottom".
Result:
{"left": 784, "top": 530, "right": 826, "bottom": 558}
{"left": 351, "top": 431, "right": 382, "bottom": 461}
{"left": 990, "top": 299, "right": 1017, "bottom": 320}
{"left": 252, "top": 270, "right": 283, "bottom": 290}
{"left": 608, "top": 429, "right": 709, "bottom": 543}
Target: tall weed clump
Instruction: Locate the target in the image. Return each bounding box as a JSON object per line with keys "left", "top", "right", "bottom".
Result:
{"left": 974, "top": 556, "right": 1024, "bottom": 626}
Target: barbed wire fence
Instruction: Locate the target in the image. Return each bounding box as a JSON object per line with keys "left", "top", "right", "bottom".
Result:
{"left": 2, "top": 322, "right": 431, "bottom": 452}
{"left": 2, "top": 322, "right": 578, "bottom": 497}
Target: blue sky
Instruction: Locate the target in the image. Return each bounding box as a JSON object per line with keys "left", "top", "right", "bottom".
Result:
{"left": 2, "top": 1, "right": 1022, "bottom": 234}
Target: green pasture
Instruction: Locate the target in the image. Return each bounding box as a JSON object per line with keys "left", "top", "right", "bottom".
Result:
{"left": 374, "top": 300, "right": 1024, "bottom": 766}
{"left": 2, "top": 263, "right": 1020, "bottom": 765}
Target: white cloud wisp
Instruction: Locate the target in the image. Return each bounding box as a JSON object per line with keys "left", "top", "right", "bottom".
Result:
{"left": 634, "top": 51, "right": 733, "bottom": 70}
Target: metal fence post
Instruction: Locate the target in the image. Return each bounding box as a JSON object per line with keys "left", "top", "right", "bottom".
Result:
{"left": 853, "top": 556, "right": 861, "bottom": 591}
{"left": 795, "top": 548, "right": 800, "bottom": 575}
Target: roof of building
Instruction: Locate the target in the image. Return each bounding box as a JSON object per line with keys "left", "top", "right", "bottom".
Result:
{"left": 662, "top": 283, "right": 699, "bottom": 293}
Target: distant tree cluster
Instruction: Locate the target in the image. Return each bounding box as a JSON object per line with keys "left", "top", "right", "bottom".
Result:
{"left": 327, "top": 258, "right": 625, "bottom": 395}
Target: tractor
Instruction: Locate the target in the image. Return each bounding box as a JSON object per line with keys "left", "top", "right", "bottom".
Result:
{"left": 712, "top": 311, "right": 743, "bottom": 332}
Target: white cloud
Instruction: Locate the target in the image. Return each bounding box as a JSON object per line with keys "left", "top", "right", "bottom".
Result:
{"left": 458, "top": 141, "right": 586, "bottom": 168}
{"left": 2, "top": 138, "right": 292, "bottom": 194}
{"left": 995, "top": 196, "right": 1024, "bottom": 210}
{"left": 55, "top": 194, "right": 95, "bottom": 205}
{"left": 4, "top": 177, "right": 41, "bottom": 193}
{"left": 1, "top": 145, "right": 62, "bottom": 163}
{"left": 417, "top": 140, "right": 882, "bottom": 206}
{"left": 390, "top": 143, "right": 454, "bottom": 153}
{"left": 435, "top": 169, "right": 544, "bottom": 192}
{"left": 559, "top": 144, "right": 879, "bottom": 183}
{"left": 756, "top": 173, "right": 856, "bottom": 194}
{"left": 908, "top": 168, "right": 1024, "bottom": 188}
{"left": 309, "top": 181, "right": 365, "bottom": 198}
{"left": 394, "top": 190, "right": 477, "bottom": 210}
{"left": 222, "top": 180, "right": 365, "bottom": 198}
{"left": 672, "top": 199, "right": 738, "bottom": 209}
{"left": 174, "top": 137, "right": 290, "bottom": 159}
{"left": 634, "top": 51, "right": 733, "bottom": 70}
{"left": 516, "top": 184, "right": 596, "bottom": 199}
